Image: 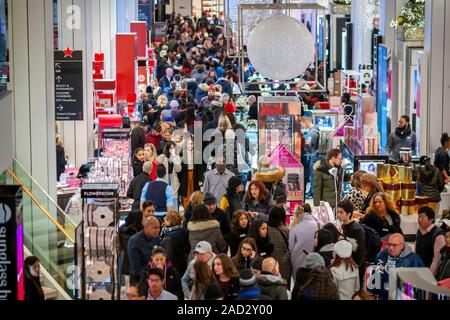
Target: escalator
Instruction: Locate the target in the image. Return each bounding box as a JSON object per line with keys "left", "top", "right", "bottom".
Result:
{"left": 1, "top": 159, "right": 79, "bottom": 300}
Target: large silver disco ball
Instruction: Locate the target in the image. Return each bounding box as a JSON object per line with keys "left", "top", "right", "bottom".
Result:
{"left": 247, "top": 15, "right": 315, "bottom": 81}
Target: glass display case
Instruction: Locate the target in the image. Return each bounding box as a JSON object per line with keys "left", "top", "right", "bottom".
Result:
{"left": 78, "top": 183, "right": 120, "bottom": 300}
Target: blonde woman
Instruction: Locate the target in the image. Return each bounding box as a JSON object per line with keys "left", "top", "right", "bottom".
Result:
{"left": 144, "top": 143, "right": 158, "bottom": 180}
{"left": 361, "top": 192, "right": 402, "bottom": 240}
{"left": 344, "top": 171, "right": 368, "bottom": 213}
{"left": 182, "top": 191, "right": 204, "bottom": 229}
{"left": 56, "top": 134, "right": 68, "bottom": 181}
{"left": 289, "top": 204, "right": 312, "bottom": 229}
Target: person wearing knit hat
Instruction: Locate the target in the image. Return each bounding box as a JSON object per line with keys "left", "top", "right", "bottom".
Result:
{"left": 204, "top": 284, "right": 225, "bottom": 300}
{"left": 224, "top": 102, "right": 237, "bottom": 114}
{"left": 305, "top": 252, "right": 325, "bottom": 269}
{"left": 291, "top": 253, "right": 326, "bottom": 300}
{"left": 330, "top": 240, "right": 360, "bottom": 300}
{"left": 237, "top": 269, "right": 271, "bottom": 300}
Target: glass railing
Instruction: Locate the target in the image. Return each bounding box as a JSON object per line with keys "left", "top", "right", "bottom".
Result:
{"left": 2, "top": 159, "right": 80, "bottom": 299}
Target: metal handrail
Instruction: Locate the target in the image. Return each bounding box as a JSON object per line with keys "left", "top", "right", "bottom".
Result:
{"left": 6, "top": 168, "right": 75, "bottom": 244}
{"left": 12, "top": 158, "right": 77, "bottom": 227}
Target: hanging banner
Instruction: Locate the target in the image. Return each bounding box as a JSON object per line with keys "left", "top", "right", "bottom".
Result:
{"left": 54, "top": 49, "right": 84, "bottom": 121}
{"left": 138, "top": 0, "right": 152, "bottom": 31}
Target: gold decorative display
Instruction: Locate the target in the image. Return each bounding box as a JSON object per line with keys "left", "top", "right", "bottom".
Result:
{"left": 384, "top": 183, "right": 401, "bottom": 202}
{"left": 400, "top": 199, "right": 416, "bottom": 215}
{"left": 401, "top": 183, "right": 416, "bottom": 200}
{"left": 415, "top": 196, "right": 429, "bottom": 214}
{"left": 397, "top": 27, "right": 424, "bottom": 41}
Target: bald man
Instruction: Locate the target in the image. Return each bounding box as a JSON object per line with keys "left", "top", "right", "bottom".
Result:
{"left": 371, "top": 233, "right": 425, "bottom": 299}
{"left": 128, "top": 216, "right": 162, "bottom": 284}
{"left": 256, "top": 257, "right": 288, "bottom": 300}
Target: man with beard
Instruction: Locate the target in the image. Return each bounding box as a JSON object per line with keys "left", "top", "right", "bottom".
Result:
{"left": 386, "top": 115, "right": 417, "bottom": 163}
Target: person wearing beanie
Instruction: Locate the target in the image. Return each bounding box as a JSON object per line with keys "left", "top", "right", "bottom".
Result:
{"left": 220, "top": 176, "right": 245, "bottom": 222}
{"left": 237, "top": 269, "right": 270, "bottom": 300}
{"left": 330, "top": 240, "right": 360, "bottom": 300}
{"left": 203, "top": 192, "right": 231, "bottom": 238}
{"left": 204, "top": 284, "right": 225, "bottom": 300}
{"left": 291, "top": 253, "right": 326, "bottom": 300}
{"left": 199, "top": 85, "right": 217, "bottom": 112}
{"left": 127, "top": 161, "right": 153, "bottom": 211}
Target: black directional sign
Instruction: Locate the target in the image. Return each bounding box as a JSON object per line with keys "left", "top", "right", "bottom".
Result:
{"left": 54, "top": 50, "right": 84, "bottom": 121}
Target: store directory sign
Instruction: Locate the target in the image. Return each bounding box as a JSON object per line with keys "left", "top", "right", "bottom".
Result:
{"left": 54, "top": 50, "right": 84, "bottom": 121}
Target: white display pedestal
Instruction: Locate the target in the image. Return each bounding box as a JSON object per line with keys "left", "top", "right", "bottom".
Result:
{"left": 400, "top": 214, "right": 418, "bottom": 242}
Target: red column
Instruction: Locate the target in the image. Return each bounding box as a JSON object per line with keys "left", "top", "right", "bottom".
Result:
{"left": 130, "top": 21, "right": 148, "bottom": 58}
{"left": 116, "top": 33, "right": 137, "bottom": 101}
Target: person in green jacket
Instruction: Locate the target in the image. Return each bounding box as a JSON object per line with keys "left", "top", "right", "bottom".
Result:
{"left": 313, "top": 148, "right": 345, "bottom": 209}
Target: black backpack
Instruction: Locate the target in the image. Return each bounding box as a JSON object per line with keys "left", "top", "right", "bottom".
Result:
{"left": 361, "top": 224, "right": 382, "bottom": 264}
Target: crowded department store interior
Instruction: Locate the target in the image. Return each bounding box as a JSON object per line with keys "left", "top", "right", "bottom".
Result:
{"left": 0, "top": 0, "right": 450, "bottom": 302}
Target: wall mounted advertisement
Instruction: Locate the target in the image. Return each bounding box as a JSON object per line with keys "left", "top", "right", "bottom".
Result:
{"left": 377, "top": 44, "right": 392, "bottom": 148}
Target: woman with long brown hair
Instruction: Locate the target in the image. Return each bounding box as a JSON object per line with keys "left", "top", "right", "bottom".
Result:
{"left": 330, "top": 240, "right": 360, "bottom": 300}
{"left": 231, "top": 237, "right": 258, "bottom": 271}
{"left": 243, "top": 180, "right": 275, "bottom": 221}
{"left": 361, "top": 192, "right": 402, "bottom": 239}
{"left": 295, "top": 266, "right": 340, "bottom": 300}
{"left": 212, "top": 254, "right": 240, "bottom": 300}
{"left": 182, "top": 191, "right": 204, "bottom": 228}
{"left": 226, "top": 210, "right": 251, "bottom": 257}
{"left": 189, "top": 260, "right": 218, "bottom": 300}
{"left": 359, "top": 173, "right": 385, "bottom": 214}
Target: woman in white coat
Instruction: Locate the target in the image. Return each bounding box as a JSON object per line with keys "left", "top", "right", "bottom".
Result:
{"left": 157, "top": 141, "right": 182, "bottom": 212}
{"left": 330, "top": 240, "right": 360, "bottom": 300}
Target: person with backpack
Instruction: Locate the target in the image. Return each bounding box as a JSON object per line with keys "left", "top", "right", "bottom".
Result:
{"left": 417, "top": 156, "right": 446, "bottom": 213}
{"left": 220, "top": 176, "right": 245, "bottom": 222}
{"left": 415, "top": 206, "right": 446, "bottom": 275}
{"left": 337, "top": 200, "right": 367, "bottom": 288}
{"left": 302, "top": 116, "right": 320, "bottom": 199}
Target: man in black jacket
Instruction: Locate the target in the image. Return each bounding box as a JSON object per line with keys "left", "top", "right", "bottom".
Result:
{"left": 203, "top": 192, "right": 231, "bottom": 238}
{"left": 131, "top": 120, "right": 149, "bottom": 154}
{"left": 128, "top": 216, "right": 161, "bottom": 284}
{"left": 337, "top": 200, "right": 366, "bottom": 288}
{"left": 127, "top": 161, "right": 153, "bottom": 211}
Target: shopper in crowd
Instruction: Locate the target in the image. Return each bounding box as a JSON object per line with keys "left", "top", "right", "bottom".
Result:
{"left": 145, "top": 267, "right": 178, "bottom": 300}
{"left": 178, "top": 137, "right": 204, "bottom": 208}
{"left": 182, "top": 191, "right": 204, "bottom": 228}
{"left": 373, "top": 233, "right": 425, "bottom": 299}
{"left": 248, "top": 220, "right": 273, "bottom": 259}
{"left": 203, "top": 192, "right": 231, "bottom": 238}
{"left": 291, "top": 253, "right": 325, "bottom": 300}
{"left": 119, "top": 210, "right": 144, "bottom": 277}
{"left": 128, "top": 216, "right": 161, "bottom": 284}
{"left": 255, "top": 257, "right": 288, "bottom": 300}
{"left": 56, "top": 135, "right": 68, "bottom": 182}
{"left": 322, "top": 223, "right": 342, "bottom": 244}
{"left": 330, "top": 240, "right": 360, "bottom": 300}
{"left": 127, "top": 161, "right": 152, "bottom": 211}
{"left": 266, "top": 206, "right": 292, "bottom": 283}
{"left": 140, "top": 165, "right": 174, "bottom": 221}
{"left": 361, "top": 192, "right": 402, "bottom": 240}
{"left": 187, "top": 204, "right": 227, "bottom": 262}
{"left": 358, "top": 173, "right": 385, "bottom": 216}
{"left": 212, "top": 254, "right": 240, "bottom": 300}
{"left": 147, "top": 247, "right": 184, "bottom": 300}
{"left": 144, "top": 143, "right": 158, "bottom": 180}
{"left": 182, "top": 241, "right": 216, "bottom": 299}
{"left": 417, "top": 156, "right": 445, "bottom": 213}
{"left": 160, "top": 211, "right": 189, "bottom": 276}
{"left": 126, "top": 282, "right": 148, "bottom": 300}
{"left": 295, "top": 266, "right": 340, "bottom": 301}
{"left": 132, "top": 147, "right": 146, "bottom": 177}
{"left": 243, "top": 180, "right": 275, "bottom": 221}
{"left": 159, "top": 67, "right": 174, "bottom": 90}
{"left": 436, "top": 229, "right": 450, "bottom": 281}
{"left": 232, "top": 238, "right": 258, "bottom": 271}
{"left": 24, "top": 256, "right": 45, "bottom": 301}
{"left": 246, "top": 95, "right": 258, "bottom": 120}
{"left": 289, "top": 205, "right": 322, "bottom": 278}
{"left": 302, "top": 116, "right": 321, "bottom": 199}
{"left": 145, "top": 123, "right": 163, "bottom": 150}
{"left": 434, "top": 132, "right": 450, "bottom": 183}
{"left": 156, "top": 142, "right": 182, "bottom": 212}
{"left": 226, "top": 210, "right": 251, "bottom": 257}
{"left": 203, "top": 155, "right": 235, "bottom": 206}
{"left": 415, "top": 206, "right": 446, "bottom": 275}
{"left": 313, "top": 148, "right": 346, "bottom": 209}
{"left": 386, "top": 115, "right": 417, "bottom": 163}
{"left": 189, "top": 260, "right": 218, "bottom": 300}
{"left": 220, "top": 176, "right": 245, "bottom": 222}
{"left": 203, "top": 108, "right": 223, "bottom": 134}
{"left": 314, "top": 229, "right": 335, "bottom": 268}
{"left": 344, "top": 170, "right": 368, "bottom": 213}
{"left": 337, "top": 200, "right": 366, "bottom": 288}
{"left": 159, "top": 127, "right": 174, "bottom": 155}
{"left": 237, "top": 269, "right": 269, "bottom": 300}
{"left": 289, "top": 204, "right": 312, "bottom": 229}
{"left": 131, "top": 120, "right": 149, "bottom": 154}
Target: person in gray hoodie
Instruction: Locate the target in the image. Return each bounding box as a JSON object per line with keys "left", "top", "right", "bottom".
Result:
{"left": 256, "top": 257, "right": 288, "bottom": 300}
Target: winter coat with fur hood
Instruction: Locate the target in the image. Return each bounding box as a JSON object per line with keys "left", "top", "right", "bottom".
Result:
{"left": 313, "top": 159, "right": 345, "bottom": 208}
{"left": 330, "top": 263, "right": 360, "bottom": 300}
{"left": 187, "top": 219, "right": 228, "bottom": 262}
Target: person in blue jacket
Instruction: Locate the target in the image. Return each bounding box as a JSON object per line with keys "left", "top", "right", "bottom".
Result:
{"left": 370, "top": 233, "right": 425, "bottom": 299}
